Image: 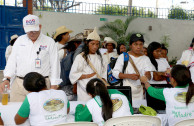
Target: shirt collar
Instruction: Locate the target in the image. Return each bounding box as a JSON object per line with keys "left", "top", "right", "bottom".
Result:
{"left": 175, "top": 84, "right": 189, "bottom": 88}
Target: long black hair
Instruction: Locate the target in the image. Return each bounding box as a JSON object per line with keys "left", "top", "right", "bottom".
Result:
{"left": 82, "top": 39, "right": 102, "bottom": 65}
{"left": 117, "top": 43, "right": 125, "bottom": 55}
{"left": 171, "top": 65, "right": 194, "bottom": 105}
{"left": 23, "top": 72, "right": 46, "bottom": 92}
{"left": 147, "top": 42, "right": 161, "bottom": 71}
{"left": 86, "top": 78, "right": 113, "bottom": 121}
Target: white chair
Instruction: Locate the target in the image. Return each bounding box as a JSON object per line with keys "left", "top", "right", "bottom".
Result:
{"left": 174, "top": 119, "right": 194, "bottom": 126}
{"left": 54, "top": 122, "right": 98, "bottom": 126}
{"left": 104, "top": 115, "right": 161, "bottom": 126}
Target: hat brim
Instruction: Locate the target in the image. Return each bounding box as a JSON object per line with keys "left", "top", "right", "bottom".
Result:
{"left": 131, "top": 38, "right": 145, "bottom": 43}
{"left": 24, "top": 25, "right": 39, "bottom": 33}
{"left": 105, "top": 41, "right": 117, "bottom": 48}
{"left": 53, "top": 29, "right": 73, "bottom": 39}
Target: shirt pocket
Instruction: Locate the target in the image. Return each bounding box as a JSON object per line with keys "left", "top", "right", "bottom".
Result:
{"left": 40, "top": 49, "right": 49, "bottom": 60}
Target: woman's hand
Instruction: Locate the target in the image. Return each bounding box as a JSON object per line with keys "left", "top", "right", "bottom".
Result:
{"left": 140, "top": 76, "right": 148, "bottom": 84}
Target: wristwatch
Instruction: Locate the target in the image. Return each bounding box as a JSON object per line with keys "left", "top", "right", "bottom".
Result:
{"left": 2, "top": 78, "right": 10, "bottom": 82}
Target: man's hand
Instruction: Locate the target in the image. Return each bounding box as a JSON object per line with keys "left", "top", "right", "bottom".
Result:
{"left": 50, "top": 85, "right": 59, "bottom": 90}
{"left": 140, "top": 76, "right": 148, "bottom": 84}
{"left": 0, "top": 80, "right": 10, "bottom": 93}
{"left": 129, "top": 74, "right": 140, "bottom": 80}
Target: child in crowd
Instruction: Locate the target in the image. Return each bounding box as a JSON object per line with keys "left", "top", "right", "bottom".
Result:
{"left": 112, "top": 33, "right": 155, "bottom": 100}
{"left": 14, "top": 72, "right": 69, "bottom": 126}
{"left": 147, "top": 42, "right": 170, "bottom": 84}
{"left": 75, "top": 78, "right": 133, "bottom": 126}
{"left": 141, "top": 65, "right": 194, "bottom": 126}
{"left": 161, "top": 44, "right": 168, "bottom": 61}
{"left": 69, "top": 27, "right": 106, "bottom": 101}
{"left": 117, "top": 43, "right": 127, "bottom": 55}
{"left": 102, "top": 37, "right": 118, "bottom": 66}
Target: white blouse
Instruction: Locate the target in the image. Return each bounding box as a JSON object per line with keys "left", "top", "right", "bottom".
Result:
{"left": 69, "top": 53, "right": 106, "bottom": 101}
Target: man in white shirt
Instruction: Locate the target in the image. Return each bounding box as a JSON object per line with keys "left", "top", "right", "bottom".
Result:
{"left": 0, "top": 14, "right": 62, "bottom": 102}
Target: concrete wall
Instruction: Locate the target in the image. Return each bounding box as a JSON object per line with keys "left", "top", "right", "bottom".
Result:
{"left": 33, "top": 11, "right": 194, "bottom": 59}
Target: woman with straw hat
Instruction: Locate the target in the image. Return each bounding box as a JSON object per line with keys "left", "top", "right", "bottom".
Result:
{"left": 53, "top": 26, "right": 73, "bottom": 61}
{"left": 69, "top": 27, "right": 106, "bottom": 101}
{"left": 5, "top": 34, "right": 18, "bottom": 62}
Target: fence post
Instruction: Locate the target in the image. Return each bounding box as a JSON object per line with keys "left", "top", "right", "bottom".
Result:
{"left": 23, "top": 0, "right": 32, "bottom": 14}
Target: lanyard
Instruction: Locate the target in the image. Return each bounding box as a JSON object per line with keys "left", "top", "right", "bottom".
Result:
{"left": 36, "top": 47, "right": 41, "bottom": 59}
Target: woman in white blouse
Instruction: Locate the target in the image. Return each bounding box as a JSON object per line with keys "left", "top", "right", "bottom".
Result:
{"left": 69, "top": 27, "right": 106, "bottom": 101}
{"left": 147, "top": 42, "right": 170, "bottom": 84}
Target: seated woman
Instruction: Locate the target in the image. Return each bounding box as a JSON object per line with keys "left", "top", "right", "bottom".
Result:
{"left": 75, "top": 78, "right": 133, "bottom": 126}
{"left": 117, "top": 43, "right": 127, "bottom": 55}
{"left": 147, "top": 42, "right": 170, "bottom": 84}
{"left": 141, "top": 65, "right": 194, "bottom": 126}
{"left": 14, "top": 72, "right": 70, "bottom": 126}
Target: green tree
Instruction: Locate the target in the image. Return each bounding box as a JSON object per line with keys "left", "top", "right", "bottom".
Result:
{"left": 99, "top": 16, "right": 137, "bottom": 45}
{"left": 168, "top": 6, "right": 189, "bottom": 20}
{"left": 96, "top": 5, "right": 157, "bottom": 18}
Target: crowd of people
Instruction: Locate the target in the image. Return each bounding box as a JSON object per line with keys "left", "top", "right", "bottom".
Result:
{"left": 0, "top": 14, "right": 194, "bottom": 126}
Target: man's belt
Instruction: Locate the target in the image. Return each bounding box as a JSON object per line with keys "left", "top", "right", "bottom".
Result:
{"left": 17, "top": 76, "right": 49, "bottom": 80}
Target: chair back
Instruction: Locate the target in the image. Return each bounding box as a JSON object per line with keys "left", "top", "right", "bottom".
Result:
{"left": 174, "top": 119, "right": 194, "bottom": 126}
{"left": 54, "top": 122, "right": 98, "bottom": 126}
{"left": 104, "top": 115, "right": 161, "bottom": 126}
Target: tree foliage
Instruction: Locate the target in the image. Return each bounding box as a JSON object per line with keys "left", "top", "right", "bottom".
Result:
{"left": 168, "top": 6, "right": 189, "bottom": 20}
{"left": 99, "top": 16, "right": 137, "bottom": 45}
{"left": 96, "top": 5, "right": 157, "bottom": 18}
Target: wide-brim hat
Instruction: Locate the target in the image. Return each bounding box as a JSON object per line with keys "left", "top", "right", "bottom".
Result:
{"left": 68, "top": 33, "right": 84, "bottom": 42}
{"left": 9, "top": 34, "right": 18, "bottom": 43}
{"left": 86, "top": 27, "right": 100, "bottom": 41}
{"left": 53, "top": 26, "right": 73, "bottom": 39}
{"left": 104, "top": 37, "right": 117, "bottom": 48}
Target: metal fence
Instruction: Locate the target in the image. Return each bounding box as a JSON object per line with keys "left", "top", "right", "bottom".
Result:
{"left": 33, "top": 0, "right": 194, "bottom": 20}
{"left": 0, "top": 0, "right": 27, "bottom": 7}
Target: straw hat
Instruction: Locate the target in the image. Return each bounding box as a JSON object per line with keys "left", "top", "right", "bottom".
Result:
{"left": 104, "top": 37, "right": 117, "bottom": 47}
{"left": 86, "top": 27, "right": 100, "bottom": 41}
{"left": 53, "top": 26, "right": 73, "bottom": 39}
{"left": 9, "top": 34, "right": 18, "bottom": 43}
{"left": 68, "top": 33, "right": 84, "bottom": 42}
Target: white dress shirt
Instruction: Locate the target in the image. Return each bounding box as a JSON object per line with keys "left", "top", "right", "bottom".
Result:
{"left": 4, "top": 33, "right": 62, "bottom": 85}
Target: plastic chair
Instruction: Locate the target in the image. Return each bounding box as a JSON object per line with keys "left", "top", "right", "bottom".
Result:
{"left": 174, "top": 119, "right": 194, "bottom": 126}
{"left": 54, "top": 122, "right": 98, "bottom": 126}
{"left": 104, "top": 115, "right": 161, "bottom": 126}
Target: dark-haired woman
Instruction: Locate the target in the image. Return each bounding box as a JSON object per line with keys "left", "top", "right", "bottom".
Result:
{"left": 147, "top": 42, "right": 170, "bottom": 84}
{"left": 117, "top": 43, "right": 127, "bottom": 55}
{"left": 14, "top": 72, "right": 70, "bottom": 125}
{"left": 141, "top": 65, "right": 194, "bottom": 126}
{"left": 75, "top": 78, "right": 133, "bottom": 126}
{"left": 69, "top": 28, "right": 106, "bottom": 101}
{"left": 53, "top": 26, "right": 72, "bottom": 61}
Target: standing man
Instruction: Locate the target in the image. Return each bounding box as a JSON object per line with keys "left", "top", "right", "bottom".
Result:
{"left": 0, "top": 14, "right": 61, "bottom": 102}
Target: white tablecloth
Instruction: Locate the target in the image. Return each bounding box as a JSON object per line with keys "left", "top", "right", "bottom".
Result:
{"left": 0, "top": 100, "right": 167, "bottom": 126}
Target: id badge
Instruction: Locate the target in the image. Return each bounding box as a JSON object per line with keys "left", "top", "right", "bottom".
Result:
{"left": 35, "top": 59, "right": 41, "bottom": 68}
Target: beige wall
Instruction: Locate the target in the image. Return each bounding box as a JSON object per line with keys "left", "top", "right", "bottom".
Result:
{"left": 34, "top": 11, "right": 194, "bottom": 59}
